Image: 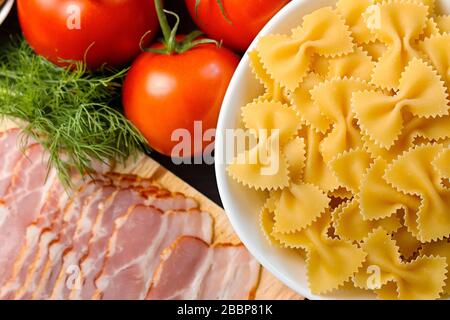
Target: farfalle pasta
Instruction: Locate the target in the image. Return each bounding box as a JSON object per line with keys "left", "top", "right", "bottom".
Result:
{"left": 271, "top": 211, "right": 367, "bottom": 294}
{"left": 332, "top": 198, "right": 402, "bottom": 242}
{"left": 353, "top": 228, "right": 447, "bottom": 300}
{"left": 257, "top": 7, "right": 354, "bottom": 91}
{"left": 273, "top": 183, "right": 330, "bottom": 234}
{"left": 436, "top": 15, "right": 450, "bottom": 32}
{"left": 288, "top": 73, "right": 331, "bottom": 133}
{"left": 364, "top": 1, "right": 429, "bottom": 89}
{"left": 420, "top": 33, "right": 450, "bottom": 87}
{"left": 385, "top": 144, "right": 450, "bottom": 242}
{"left": 421, "top": 241, "right": 450, "bottom": 296}
{"left": 248, "top": 50, "right": 289, "bottom": 103}
{"left": 336, "top": 0, "right": 376, "bottom": 44}
{"left": 353, "top": 58, "right": 449, "bottom": 148}
{"left": 327, "top": 47, "right": 375, "bottom": 81}
{"left": 227, "top": 0, "right": 450, "bottom": 299}
{"left": 311, "top": 78, "right": 371, "bottom": 161}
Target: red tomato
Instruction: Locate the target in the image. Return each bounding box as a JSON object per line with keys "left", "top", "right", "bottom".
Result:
{"left": 185, "top": 0, "right": 289, "bottom": 52}
{"left": 17, "top": 0, "right": 159, "bottom": 69}
{"left": 123, "top": 41, "right": 239, "bottom": 157}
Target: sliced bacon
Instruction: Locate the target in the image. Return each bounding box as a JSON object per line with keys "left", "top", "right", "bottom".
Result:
{"left": 32, "top": 179, "right": 144, "bottom": 300}
{"left": 16, "top": 174, "right": 167, "bottom": 299}
{"left": 68, "top": 185, "right": 198, "bottom": 300}
{"left": 49, "top": 185, "right": 118, "bottom": 300}
{"left": 0, "top": 144, "right": 57, "bottom": 290}
{"left": 13, "top": 180, "right": 99, "bottom": 300}
{"left": 0, "top": 129, "right": 24, "bottom": 196}
{"left": 69, "top": 188, "right": 150, "bottom": 300}
{"left": 147, "top": 237, "right": 261, "bottom": 300}
{"left": 0, "top": 170, "right": 60, "bottom": 299}
{"left": 92, "top": 205, "right": 213, "bottom": 300}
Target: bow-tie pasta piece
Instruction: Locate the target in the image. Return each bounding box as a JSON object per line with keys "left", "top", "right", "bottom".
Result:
{"left": 353, "top": 58, "right": 449, "bottom": 149}
{"left": 329, "top": 187, "right": 353, "bottom": 200}
{"left": 353, "top": 228, "right": 447, "bottom": 300}
{"left": 332, "top": 198, "right": 402, "bottom": 242}
{"left": 385, "top": 144, "right": 450, "bottom": 242}
{"left": 283, "top": 137, "right": 306, "bottom": 183}
{"left": 375, "top": 0, "right": 435, "bottom": 13}
{"left": 362, "top": 112, "right": 450, "bottom": 161}
{"left": 336, "top": 0, "right": 376, "bottom": 44}
{"left": 273, "top": 183, "right": 330, "bottom": 234}
{"left": 273, "top": 212, "right": 367, "bottom": 294}
{"left": 436, "top": 15, "right": 450, "bottom": 33}
{"left": 420, "top": 33, "right": 450, "bottom": 87}
{"left": 257, "top": 7, "right": 354, "bottom": 91}
{"left": 310, "top": 56, "right": 330, "bottom": 78}
{"left": 260, "top": 195, "right": 282, "bottom": 246}
{"left": 227, "top": 135, "right": 290, "bottom": 191}
{"left": 420, "top": 18, "right": 441, "bottom": 40}
{"left": 360, "top": 158, "right": 422, "bottom": 235}
{"left": 248, "top": 50, "right": 289, "bottom": 103}
{"left": 364, "top": 2, "right": 428, "bottom": 89}
{"left": 300, "top": 127, "right": 341, "bottom": 192}
{"left": 311, "top": 78, "right": 373, "bottom": 162}
{"left": 421, "top": 241, "right": 450, "bottom": 296}
{"left": 392, "top": 226, "right": 422, "bottom": 260}
{"left": 327, "top": 47, "right": 375, "bottom": 81}
{"left": 415, "top": 0, "right": 435, "bottom": 13}
{"left": 241, "top": 101, "right": 301, "bottom": 145}
{"left": 433, "top": 147, "right": 450, "bottom": 181}
{"left": 361, "top": 41, "right": 387, "bottom": 62}
{"left": 288, "top": 73, "right": 332, "bottom": 133}
{"left": 329, "top": 148, "right": 373, "bottom": 194}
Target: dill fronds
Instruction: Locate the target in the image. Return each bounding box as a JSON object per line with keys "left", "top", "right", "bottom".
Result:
{"left": 0, "top": 39, "right": 149, "bottom": 187}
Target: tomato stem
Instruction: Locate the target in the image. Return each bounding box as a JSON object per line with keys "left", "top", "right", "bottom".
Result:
{"left": 151, "top": 0, "right": 220, "bottom": 55}
{"left": 194, "top": 0, "right": 233, "bottom": 25}
{"left": 155, "top": 0, "right": 172, "bottom": 45}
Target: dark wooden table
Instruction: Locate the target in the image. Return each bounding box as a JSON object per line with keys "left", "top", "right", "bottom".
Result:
{"left": 0, "top": 0, "right": 224, "bottom": 206}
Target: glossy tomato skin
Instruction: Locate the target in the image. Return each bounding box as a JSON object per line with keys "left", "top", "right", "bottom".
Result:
{"left": 17, "top": 0, "right": 159, "bottom": 69}
{"left": 185, "top": 0, "right": 289, "bottom": 52}
{"left": 122, "top": 42, "right": 239, "bottom": 157}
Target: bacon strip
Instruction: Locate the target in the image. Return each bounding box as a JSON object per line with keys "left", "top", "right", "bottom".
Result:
{"left": 0, "top": 144, "right": 57, "bottom": 290}
{"left": 0, "top": 169, "right": 60, "bottom": 299}
{"left": 0, "top": 129, "right": 24, "bottom": 197}
{"left": 49, "top": 185, "right": 118, "bottom": 300}
{"left": 92, "top": 205, "right": 213, "bottom": 300}
{"left": 14, "top": 179, "right": 97, "bottom": 300}
{"left": 147, "top": 237, "right": 261, "bottom": 300}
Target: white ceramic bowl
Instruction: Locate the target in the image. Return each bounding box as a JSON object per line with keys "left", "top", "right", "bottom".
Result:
{"left": 215, "top": 0, "right": 450, "bottom": 300}
{"left": 0, "top": 0, "right": 14, "bottom": 26}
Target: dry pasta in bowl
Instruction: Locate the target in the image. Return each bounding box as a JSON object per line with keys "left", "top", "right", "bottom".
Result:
{"left": 225, "top": 0, "right": 450, "bottom": 299}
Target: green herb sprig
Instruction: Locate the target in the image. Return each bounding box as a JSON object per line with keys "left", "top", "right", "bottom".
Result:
{"left": 0, "top": 39, "right": 148, "bottom": 187}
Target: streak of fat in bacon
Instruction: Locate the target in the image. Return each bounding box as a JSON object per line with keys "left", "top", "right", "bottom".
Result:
{"left": 92, "top": 205, "right": 213, "bottom": 300}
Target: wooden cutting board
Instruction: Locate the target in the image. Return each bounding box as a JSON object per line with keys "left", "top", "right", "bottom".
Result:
{"left": 1, "top": 119, "right": 301, "bottom": 300}
{"left": 114, "top": 154, "right": 302, "bottom": 300}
